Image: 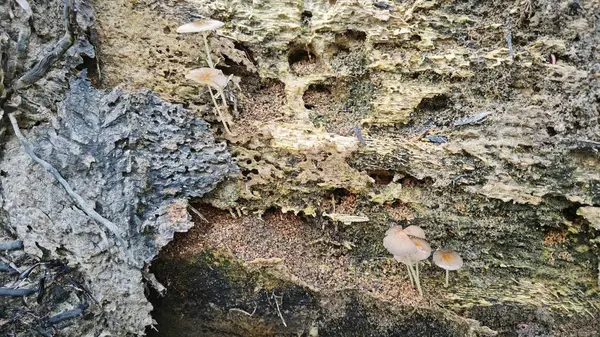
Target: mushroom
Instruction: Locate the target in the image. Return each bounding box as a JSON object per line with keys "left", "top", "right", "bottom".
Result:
{"left": 186, "top": 68, "right": 230, "bottom": 91}
{"left": 432, "top": 249, "right": 463, "bottom": 287}
{"left": 396, "top": 237, "right": 431, "bottom": 297}
{"left": 177, "top": 19, "right": 235, "bottom": 135}
{"left": 186, "top": 68, "right": 233, "bottom": 134}
{"left": 384, "top": 226, "right": 417, "bottom": 256}
{"left": 176, "top": 19, "right": 225, "bottom": 33}
{"left": 394, "top": 255, "right": 416, "bottom": 287}
{"left": 384, "top": 226, "right": 422, "bottom": 295}
{"left": 176, "top": 19, "right": 224, "bottom": 69}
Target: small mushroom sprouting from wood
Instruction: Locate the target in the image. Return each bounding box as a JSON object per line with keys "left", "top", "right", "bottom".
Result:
{"left": 393, "top": 254, "right": 416, "bottom": 287}
{"left": 186, "top": 68, "right": 233, "bottom": 134}
{"left": 384, "top": 226, "right": 417, "bottom": 256}
{"left": 384, "top": 226, "right": 422, "bottom": 295}
{"left": 176, "top": 19, "right": 224, "bottom": 69}
{"left": 176, "top": 19, "right": 225, "bottom": 33}
{"left": 177, "top": 19, "right": 235, "bottom": 135}
{"left": 186, "top": 68, "right": 230, "bottom": 91}
{"left": 433, "top": 249, "right": 463, "bottom": 287}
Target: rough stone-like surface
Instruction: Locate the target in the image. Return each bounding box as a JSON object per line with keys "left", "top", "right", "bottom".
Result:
{"left": 1, "top": 1, "right": 236, "bottom": 334}
{"left": 1, "top": 74, "right": 235, "bottom": 335}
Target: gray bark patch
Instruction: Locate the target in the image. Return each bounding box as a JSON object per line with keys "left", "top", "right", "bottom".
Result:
{"left": 1, "top": 72, "right": 236, "bottom": 335}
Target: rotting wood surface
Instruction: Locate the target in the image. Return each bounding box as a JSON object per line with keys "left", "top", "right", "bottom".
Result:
{"left": 1, "top": 0, "right": 600, "bottom": 336}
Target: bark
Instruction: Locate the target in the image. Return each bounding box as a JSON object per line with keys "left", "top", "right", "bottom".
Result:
{"left": 1, "top": 0, "right": 235, "bottom": 335}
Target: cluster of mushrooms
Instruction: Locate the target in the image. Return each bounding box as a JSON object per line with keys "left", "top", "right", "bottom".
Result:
{"left": 383, "top": 225, "right": 463, "bottom": 296}
{"left": 176, "top": 19, "right": 235, "bottom": 135}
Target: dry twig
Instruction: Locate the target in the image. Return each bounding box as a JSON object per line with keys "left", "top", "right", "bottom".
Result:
{"left": 188, "top": 205, "right": 209, "bottom": 223}
{"left": 0, "top": 240, "right": 23, "bottom": 251}
{"left": 13, "top": 0, "right": 74, "bottom": 90}
{"left": 272, "top": 291, "right": 287, "bottom": 327}
{"left": 7, "top": 113, "right": 130, "bottom": 258}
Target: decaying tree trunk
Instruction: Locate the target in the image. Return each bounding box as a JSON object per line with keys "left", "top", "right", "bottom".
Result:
{"left": 1, "top": 0, "right": 600, "bottom": 336}
{"left": 1, "top": 0, "right": 235, "bottom": 335}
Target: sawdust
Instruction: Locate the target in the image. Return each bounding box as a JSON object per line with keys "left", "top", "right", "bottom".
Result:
{"left": 385, "top": 203, "right": 415, "bottom": 222}
{"left": 291, "top": 59, "right": 323, "bottom": 77}
{"left": 229, "top": 79, "right": 287, "bottom": 138}
{"left": 164, "top": 206, "right": 425, "bottom": 308}
{"left": 303, "top": 83, "right": 363, "bottom": 136}
{"left": 543, "top": 231, "right": 567, "bottom": 246}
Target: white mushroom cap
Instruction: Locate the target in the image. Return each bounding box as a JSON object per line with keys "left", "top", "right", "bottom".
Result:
{"left": 385, "top": 225, "right": 403, "bottom": 236}
{"left": 432, "top": 249, "right": 463, "bottom": 271}
{"left": 394, "top": 255, "right": 413, "bottom": 266}
{"left": 403, "top": 225, "right": 426, "bottom": 239}
{"left": 410, "top": 238, "right": 431, "bottom": 261}
{"left": 185, "top": 68, "right": 230, "bottom": 90}
{"left": 383, "top": 228, "right": 417, "bottom": 258}
{"left": 176, "top": 19, "right": 225, "bottom": 34}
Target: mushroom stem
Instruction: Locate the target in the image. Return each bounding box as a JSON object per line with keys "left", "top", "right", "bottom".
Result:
{"left": 416, "top": 262, "right": 419, "bottom": 281}
{"left": 445, "top": 269, "right": 449, "bottom": 287}
{"left": 406, "top": 264, "right": 415, "bottom": 286}
{"left": 409, "top": 264, "right": 423, "bottom": 297}
{"left": 218, "top": 88, "right": 234, "bottom": 127}
{"left": 202, "top": 34, "right": 214, "bottom": 68}
{"left": 207, "top": 86, "right": 232, "bottom": 135}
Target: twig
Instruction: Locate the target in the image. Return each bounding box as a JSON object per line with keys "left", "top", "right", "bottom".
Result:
{"left": 13, "top": 0, "right": 74, "bottom": 90}
{"left": 0, "top": 240, "right": 23, "bottom": 251}
{"left": 36, "top": 277, "right": 46, "bottom": 304}
{"left": 453, "top": 111, "right": 492, "bottom": 126}
{"left": 16, "top": 26, "right": 31, "bottom": 74}
{"left": 142, "top": 268, "right": 166, "bottom": 296}
{"left": 425, "top": 135, "right": 448, "bottom": 143}
{"left": 0, "top": 287, "right": 37, "bottom": 297}
{"left": 272, "top": 291, "right": 287, "bottom": 327}
{"left": 0, "top": 263, "right": 18, "bottom": 274}
{"left": 188, "top": 205, "right": 208, "bottom": 223}
{"left": 352, "top": 126, "right": 366, "bottom": 146}
{"left": 229, "top": 304, "right": 257, "bottom": 316}
{"left": 0, "top": 256, "right": 21, "bottom": 273}
{"left": 505, "top": 17, "right": 514, "bottom": 60}
{"left": 577, "top": 139, "right": 600, "bottom": 149}
{"left": 67, "top": 277, "right": 99, "bottom": 307}
{"left": 35, "top": 328, "right": 53, "bottom": 337}
{"left": 7, "top": 113, "right": 129, "bottom": 255}
{"left": 16, "top": 262, "right": 41, "bottom": 281}
{"left": 47, "top": 303, "right": 87, "bottom": 324}
{"left": 14, "top": 0, "right": 34, "bottom": 17}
